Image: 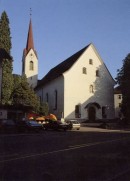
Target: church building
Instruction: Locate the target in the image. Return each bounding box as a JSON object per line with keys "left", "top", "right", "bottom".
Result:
{"left": 23, "top": 18, "right": 115, "bottom": 121}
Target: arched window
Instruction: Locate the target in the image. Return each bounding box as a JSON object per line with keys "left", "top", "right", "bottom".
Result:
{"left": 29, "top": 61, "right": 34, "bottom": 70}
{"left": 89, "top": 85, "right": 94, "bottom": 93}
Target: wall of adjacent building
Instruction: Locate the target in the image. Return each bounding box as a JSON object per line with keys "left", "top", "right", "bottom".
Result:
{"left": 37, "top": 76, "right": 64, "bottom": 119}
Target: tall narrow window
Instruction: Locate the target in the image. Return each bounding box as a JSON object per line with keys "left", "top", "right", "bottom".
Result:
{"left": 96, "top": 70, "right": 99, "bottom": 77}
{"left": 30, "top": 61, "right": 34, "bottom": 70}
{"left": 75, "top": 104, "right": 81, "bottom": 118}
{"left": 89, "top": 59, "right": 93, "bottom": 65}
{"left": 46, "top": 93, "right": 48, "bottom": 102}
{"left": 89, "top": 85, "right": 94, "bottom": 93}
{"left": 54, "top": 90, "right": 58, "bottom": 110}
{"left": 83, "top": 67, "right": 87, "bottom": 74}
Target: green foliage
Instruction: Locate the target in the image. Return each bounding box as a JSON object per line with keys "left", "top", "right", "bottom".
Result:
{"left": 116, "top": 53, "right": 130, "bottom": 120}
{"left": 39, "top": 102, "right": 49, "bottom": 116}
{"left": 0, "top": 11, "right": 13, "bottom": 105}
{"left": 1, "top": 59, "right": 13, "bottom": 104}
{"left": 0, "top": 11, "right": 12, "bottom": 54}
{"left": 12, "top": 75, "right": 40, "bottom": 113}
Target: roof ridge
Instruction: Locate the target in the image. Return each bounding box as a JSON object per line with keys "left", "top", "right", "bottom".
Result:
{"left": 36, "top": 44, "right": 90, "bottom": 89}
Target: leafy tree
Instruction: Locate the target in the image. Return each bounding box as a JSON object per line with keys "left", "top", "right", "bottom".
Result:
{"left": 39, "top": 102, "right": 49, "bottom": 116}
{"left": 0, "top": 11, "right": 13, "bottom": 105}
{"left": 116, "top": 53, "right": 130, "bottom": 121}
{"left": 0, "top": 11, "right": 12, "bottom": 54}
{"left": 12, "top": 75, "right": 40, "bottom": 113}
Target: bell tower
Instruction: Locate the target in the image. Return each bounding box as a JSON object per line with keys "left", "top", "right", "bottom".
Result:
{"left": 22, "top": 12, "right": 38, "bottom": 88}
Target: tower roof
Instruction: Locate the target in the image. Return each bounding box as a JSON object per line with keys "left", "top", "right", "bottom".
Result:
{"left": 26, "top": 18, "right": 34, "bottom": 51}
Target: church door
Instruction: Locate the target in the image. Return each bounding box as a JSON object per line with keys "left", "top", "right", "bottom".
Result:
{"left": 88, "top": 107, "right": 96, "bottom": 122}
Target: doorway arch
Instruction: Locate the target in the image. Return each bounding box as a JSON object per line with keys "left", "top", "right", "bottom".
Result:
{"left": 88, "top": 106, "right": 96, "bottom": 122}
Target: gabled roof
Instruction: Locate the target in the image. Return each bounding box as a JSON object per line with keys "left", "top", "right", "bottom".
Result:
{"left": 0, "top": 48, "right": 12, "bottom": 61}
{"left": 36, "top": 44, "right": 90, "bottom": 89}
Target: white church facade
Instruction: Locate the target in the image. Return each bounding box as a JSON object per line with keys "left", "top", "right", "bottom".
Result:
{"left": 23, "top": 18, "right": 116, "bottom": 121}
{"left": 35, "top": 44, "right": 115, "bottom": 121}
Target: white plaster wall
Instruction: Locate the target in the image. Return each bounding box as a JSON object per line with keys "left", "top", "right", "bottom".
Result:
{"left": 23, "top": 49, "right": 38, "bottom": 88}
{"left": 114, "top": 93, "right": 122, "bottom": 118}
{"left": 37, "top": 76, "right": 64, "bottom": 119}
{"left": 63, "top": 44, "right": 115, "bottom": 119}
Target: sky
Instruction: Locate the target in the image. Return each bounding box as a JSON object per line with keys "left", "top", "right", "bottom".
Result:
{"left": 0, "top": 0, "right": 130, "bottom": 80}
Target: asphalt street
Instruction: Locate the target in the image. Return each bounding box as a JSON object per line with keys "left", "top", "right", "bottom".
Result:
{"left": 0, "top": 127, "right": 130, "bottom": 181}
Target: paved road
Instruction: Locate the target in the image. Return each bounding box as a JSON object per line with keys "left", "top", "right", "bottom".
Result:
{"left": 0, "top": 127, "right": 130, "bottom": 181}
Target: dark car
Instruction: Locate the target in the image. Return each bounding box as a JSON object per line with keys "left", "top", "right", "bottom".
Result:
{"left": 0, "top": 119, "right": 17, "bottom": 134}
{"left": 16, "top": 120, "right": 43, "bottom": 133}
{"left": 44, "top": 120, "right": 69, "bottom": 131}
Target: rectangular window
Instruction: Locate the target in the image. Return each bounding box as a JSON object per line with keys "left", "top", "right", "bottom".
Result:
{"left": 75, "top": 105, "right": 81, "bottom": 118}
{"left": 96, "top": 70, "right": 99, "bottom": 77}
{"left": 83, "top": 67, "right": 87, "bottom": 74}
{"left": 89, "top": 59, "right": 93, "bottom": 65}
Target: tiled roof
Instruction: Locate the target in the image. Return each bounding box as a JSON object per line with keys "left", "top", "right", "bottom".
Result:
{"left": 0, "top": 48, "right": 12, "bottom": 61}
{"left": 36, "top": 44, "right": 90, "bottom": 89}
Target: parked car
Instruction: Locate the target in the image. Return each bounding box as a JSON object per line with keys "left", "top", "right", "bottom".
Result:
{"left": 66, "top": 120, "right": 80, "bottom": 130}
{"left": 44, "top": 120, "right": 69, "bottom": 131}
{"left": 0, "top": 119, "right": 17, "bottom": 133}
{"left": 16, "top": 120, "right": 43, "bottom": 133}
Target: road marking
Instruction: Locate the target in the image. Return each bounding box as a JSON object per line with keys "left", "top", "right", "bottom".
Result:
{"left": 0, "top": 137, "right": 129, "bottom": 163}
{"left": 69, "top": 137, "right": 129, "bottom": 148}
{"left": 106, "top": 167, "right": 130, "bottom": 181}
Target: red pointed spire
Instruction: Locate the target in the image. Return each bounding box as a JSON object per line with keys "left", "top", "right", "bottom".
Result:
{"left": 26, "top": 18, "right": 34, "bottom": 51}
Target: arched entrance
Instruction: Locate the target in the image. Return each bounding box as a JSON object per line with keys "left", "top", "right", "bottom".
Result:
{"left": 88, "top": 106, "right": 96, "bottom": 122}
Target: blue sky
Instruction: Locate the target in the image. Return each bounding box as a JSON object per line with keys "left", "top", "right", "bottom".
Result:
{"left": 0, "top": 0, "right": 130, "bottom": 80}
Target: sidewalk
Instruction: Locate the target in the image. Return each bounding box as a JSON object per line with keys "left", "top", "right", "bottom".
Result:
{"left": 81, "top": 123, "right": 130, "bottom": 132}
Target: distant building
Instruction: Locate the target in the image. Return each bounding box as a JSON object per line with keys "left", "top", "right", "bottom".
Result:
{"left": 114, "top": 86, "right": 122, "bottom": 118}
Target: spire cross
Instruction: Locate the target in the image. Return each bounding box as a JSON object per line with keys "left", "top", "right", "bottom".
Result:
{"left": 30, "top": 8, "right": 32, "bottom": 17}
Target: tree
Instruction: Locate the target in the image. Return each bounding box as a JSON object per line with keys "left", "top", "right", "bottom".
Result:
{"left": 1, "top": 59, "right": 13, "bottom": 104}
{"left": 116, "top": 53, "right": 130, "bottom": 121}
{"left": 39, "top": 102, "right": 49, "bottom": 116}
{"left": 0, "top": 11, "right": 13, "bottom": 105}
{"left": 12, "top": 75, "right": 41, "bottom": 113}
{"left": 0, "top": 11, "right": 12, "bottom": 54}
